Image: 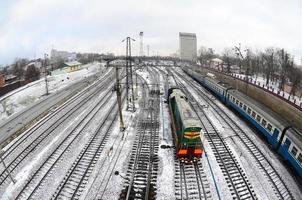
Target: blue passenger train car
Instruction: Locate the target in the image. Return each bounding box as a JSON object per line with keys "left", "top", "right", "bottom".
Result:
{"left": 183, "top": 67, "right": 302, "bottom": 177}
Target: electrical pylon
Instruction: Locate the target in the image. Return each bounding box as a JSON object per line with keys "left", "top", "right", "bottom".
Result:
{"left": 122, "top": 37, "right": 136, "bottom": 112}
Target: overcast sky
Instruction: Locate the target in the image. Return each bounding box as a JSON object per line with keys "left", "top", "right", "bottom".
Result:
{"left": 0, "top": 0, "right": 301, "bottom": 65}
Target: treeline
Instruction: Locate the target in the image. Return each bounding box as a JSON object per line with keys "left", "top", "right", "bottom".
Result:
{"left": 198, "top": 45, "right": 302, "bottom": 95}
{"left": 0, "top": 52, "right": 102, "bottom": 83}
{"left": 3, "top": 58, "right": 41, "bottom": 82}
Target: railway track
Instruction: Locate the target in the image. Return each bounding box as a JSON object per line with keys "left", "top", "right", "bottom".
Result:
{"left": 51, "top": 93, "right": 126, "bottom": 199}
{"left": 1, "top": 69, "right": 113, "bottom": 158}
{"left": 173, "top": 71, "right": 257, "bottom": 200}
{"left": 177, "top": 69, "right": 295, "bottom": 200}
{"left": 119, "top": 73, "right": 160, "bottom": 200}
{"left": 14, "top": 89, "right": 118, "bottom": 199}
{"left": 175, "top": 161, "right": 212, "bottom": 200}
{"left": 0, "top": 71, "right": 115, "bottom": 188}
{"left": 88, "top": 74, "right": 146, "bottom": 200}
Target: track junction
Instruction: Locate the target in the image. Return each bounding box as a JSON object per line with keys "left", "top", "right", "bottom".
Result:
{"left": 0, "top": 62, "right": 300, "bottom": 200}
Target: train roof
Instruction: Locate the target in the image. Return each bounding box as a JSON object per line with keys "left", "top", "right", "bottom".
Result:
{"left": 228, "top": 89, "right": 302, "bottom": 143}
{"left": 170, "top": 89, "right": 202, "bottom": 128}
{"left": 228, "top": 89, "right": 288, "bottom": 127}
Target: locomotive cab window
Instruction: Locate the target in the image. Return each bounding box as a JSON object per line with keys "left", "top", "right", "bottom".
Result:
{"left": 291, "top": 146, "right": 298, "bottom": 157}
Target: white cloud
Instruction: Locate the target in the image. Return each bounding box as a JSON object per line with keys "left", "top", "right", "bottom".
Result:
{"left": 0, "top": 0, "right": 301, "bottom": 64}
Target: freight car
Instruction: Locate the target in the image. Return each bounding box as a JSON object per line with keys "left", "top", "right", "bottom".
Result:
{"left": 184, "top": 67, "right": 302, "bottom": 177}
{"left": 168, "top": 87, "right": 204, "bottom": 162}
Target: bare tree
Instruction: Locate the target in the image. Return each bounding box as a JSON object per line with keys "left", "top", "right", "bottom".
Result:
{"left": 25, "top": 64, "right": 40, "bottom": 82}
{"left": 261, "top": 48, "right": 275, "bottom": 86}
{"left": 222, "top": 48, "right": 235, "bottom": 73}
{"left": 198, "top": 47, "right": 216, "bottom": 67}
{"left": 277, "top": 49, "right": 293, "bottom": 91}
{"left": 12, "top": 58, "right": 28, "bottom": 79}
{"left": 288, "top": 67, "right": 302, "bottom": 97}
{"left": 198, "top": 46, "right": 208, "bottom": 65}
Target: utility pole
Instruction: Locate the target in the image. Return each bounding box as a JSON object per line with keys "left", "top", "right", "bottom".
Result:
{"left": 139, "top": 32, "right": 144, "bottom": 57}
{"left": 115, "top": 66, "right": 125, "bottom": 131}
{"left": 147, "top": 45, "right": 150, "bottom": 57}
{"left": 44, "top": 53, "right": 49, "bottom": 95}
{"left": 135, "top": 71, "right": 138, "bottom": 100}
{"left": 122, "top": 37, "right": 136, "bottom": 112}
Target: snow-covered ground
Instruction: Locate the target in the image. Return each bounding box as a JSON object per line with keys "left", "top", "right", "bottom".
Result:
{"left": 0, "top": 62, "right": 105, "bottom": 124}
{"left": 155, "top": 67, "right": 175, "bottom": 200}
{"left": 0, "top": 62, "right": 300, "bottom": 200}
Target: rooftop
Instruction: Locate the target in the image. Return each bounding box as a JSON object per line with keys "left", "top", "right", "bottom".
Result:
{"left": 64, "top": 61, "right": 82, "bottom": 67}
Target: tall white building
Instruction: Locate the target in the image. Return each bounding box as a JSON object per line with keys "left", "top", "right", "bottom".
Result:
{"left": 179, "top": 32, "right": 197, "bottom": 61}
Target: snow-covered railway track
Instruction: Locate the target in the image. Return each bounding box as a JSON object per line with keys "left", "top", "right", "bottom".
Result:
{"left": 88, "top": 74, "right": 146, "bottom": 200}
{"left": 0, "top": 75, "right": 114, "bottom": 187}
{"left": 177, "top": 70, "right": 295, "bottom": 200}
{"left": 206, "top": 130, "right": 256, "bottom": 200}
{"left": 175, "top": 161, "right": 212, "bottom": 200}
{"left": 51, "top": 94, "right": 125, "bottom": 199}
{"left": 211, "top": 104, "right": 295, "bottom": 200}
{"left": 13, "top": 91, "right": 117, "bottom": 199}
{"left": 120, "top": 78, "right": 160, "bottom": 200}
{"left": 1, "top": 69, "right": 114, "bottom": 159}
{"left": 173, "top": 72, "right": 257, "bottom": 200}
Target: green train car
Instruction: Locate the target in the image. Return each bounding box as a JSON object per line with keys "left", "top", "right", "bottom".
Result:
{"left": 168, "top": 87, "right": 204, "bottom": 162}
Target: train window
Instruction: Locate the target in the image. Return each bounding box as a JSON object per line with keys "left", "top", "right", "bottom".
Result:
{"left": 247, "top": 108, "right": 251, "bottom": 114}
{"left": 291, "top": 146, "right": 298, "bottom": 157}
{"left": 256, "top": 115, "right": 261, "bottom": 122}
{"left": 267, "top": 124, "right": 272, "bottom": 132}
{"left": 243, "top": 105, "right": 247, "bottom": 111}
{"left": 252, "top": 111, "right": 256, "bottom": 118}
{"left": 236, "top": 100, "right": 239, "bottom": 105}
{"left": 298, "top": 153, "right": 302, "bottom": 164}
{"left": 239, "top": 102, "right": 243, "bottom": 108}
{"left": 262, "top": 119, "right": 267, "bottom": 127}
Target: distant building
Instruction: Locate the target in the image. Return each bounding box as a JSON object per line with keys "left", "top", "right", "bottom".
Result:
{"left": 62, "top": 61, "right": 82, "bottom": 72}
{"left": 51, "top": 61, "right": 82, "bottom": 75}
{"left": 179, "top": 32, "right": 197, "bottom": 61}
{"left": 51, "top": 49, "right": 76, "bottom": 63}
